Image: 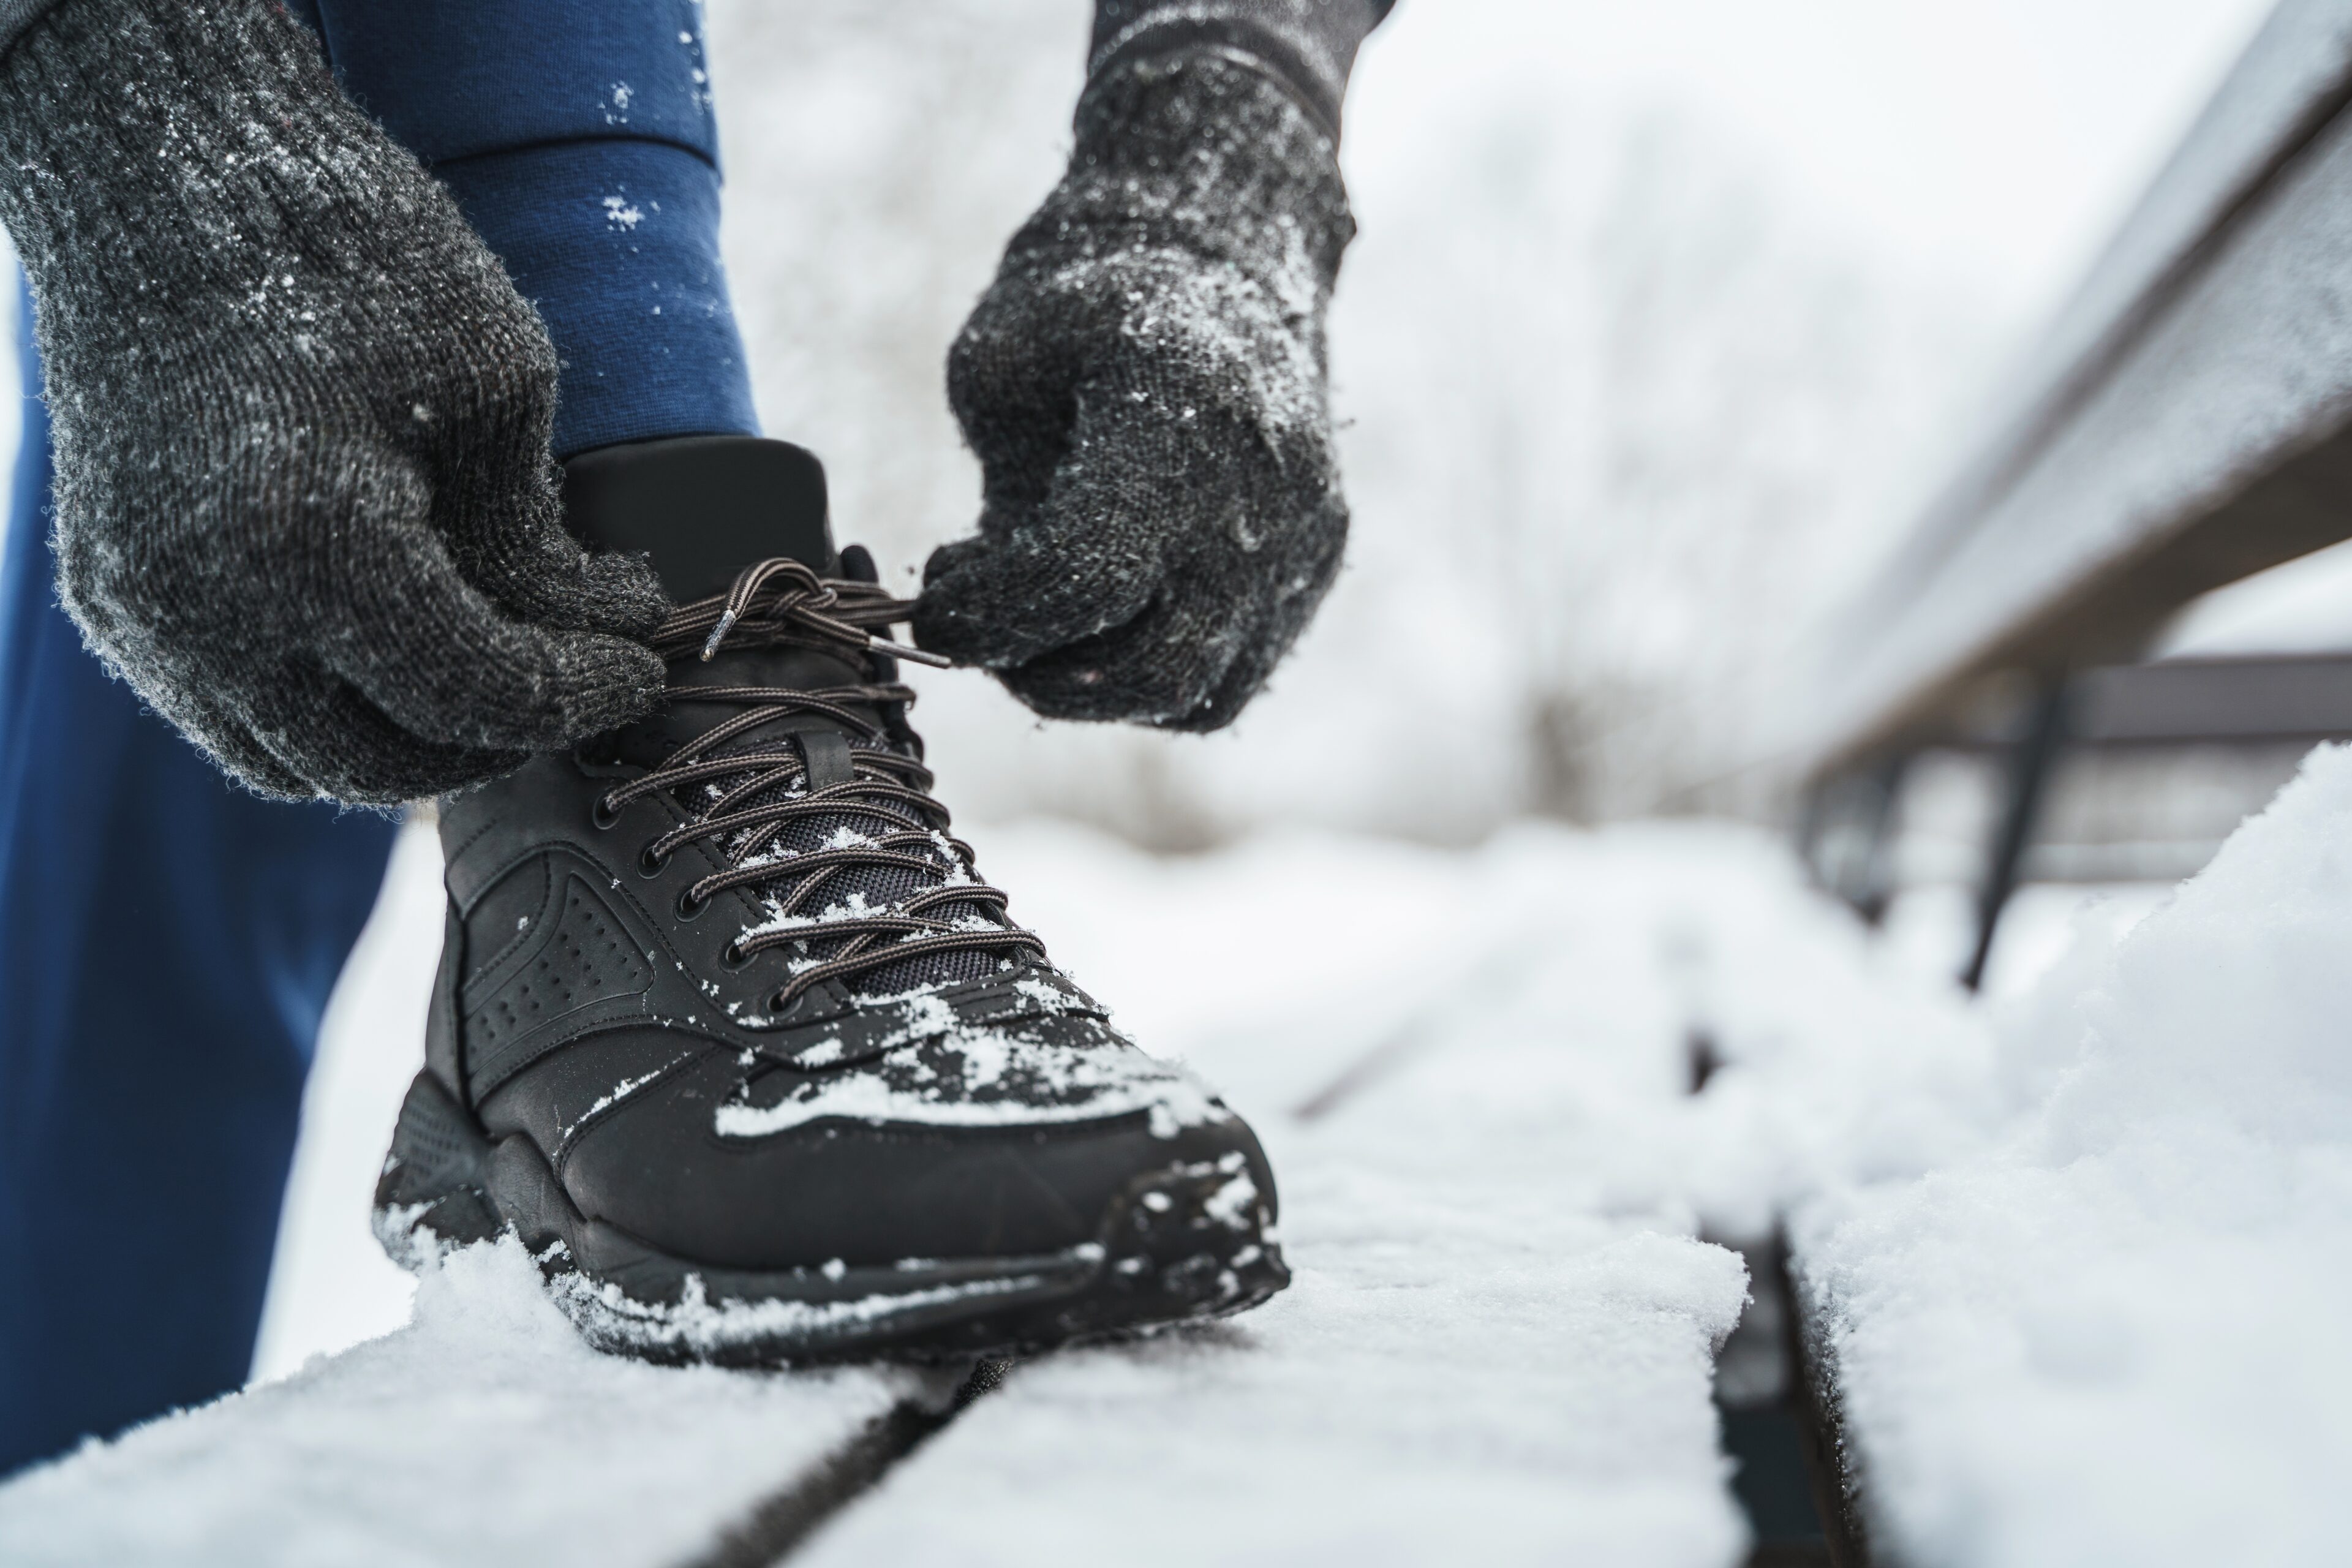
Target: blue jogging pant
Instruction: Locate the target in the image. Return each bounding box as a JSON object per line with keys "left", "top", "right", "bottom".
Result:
{"left": 0, "top": 0, "right": 758, "bottom": 1474}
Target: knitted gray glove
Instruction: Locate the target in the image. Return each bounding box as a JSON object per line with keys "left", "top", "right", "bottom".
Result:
{"left": 916, "top": 2, "right": 1388, "bottom": 731}
{"left": 0, "top": 0, "right": 668, "bottom": 804}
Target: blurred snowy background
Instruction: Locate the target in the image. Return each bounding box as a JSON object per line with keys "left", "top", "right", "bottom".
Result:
{"left": 701, "top": 0, "right": 2280, "bottom": 838}
{"left": 0, "top": 0, "right": 2297, "bottom": 835}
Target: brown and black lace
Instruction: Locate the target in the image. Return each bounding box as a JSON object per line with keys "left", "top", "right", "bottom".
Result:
{"left": 594, "top": 558, "right": 1046, "bottom": 1011}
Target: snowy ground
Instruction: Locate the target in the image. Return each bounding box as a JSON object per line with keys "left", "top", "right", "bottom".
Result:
{"left": 0, "top": 812, "right": 1962, "bottom": 1566}
{"left": 6, "top": 749, "right": 2351, "bottom": 1562}
{"left": 1794, "top": 745, "right": 2352, "bottom": 1568}
{"left": 0, "top": 1242, "right": 921, "bottom": 1567}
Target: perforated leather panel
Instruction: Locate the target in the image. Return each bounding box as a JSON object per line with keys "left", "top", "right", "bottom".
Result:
{"left": 465, "top": 873, "right": 653, "bottom": 1062}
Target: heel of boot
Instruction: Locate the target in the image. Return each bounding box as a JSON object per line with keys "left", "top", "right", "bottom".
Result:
{"left": 372, "top": 1069, "right": 503, "bottom": 1268}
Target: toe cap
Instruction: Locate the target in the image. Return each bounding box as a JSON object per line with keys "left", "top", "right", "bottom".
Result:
{"left": 560, "top": 1048, "right": 1279, "bottom": 1271}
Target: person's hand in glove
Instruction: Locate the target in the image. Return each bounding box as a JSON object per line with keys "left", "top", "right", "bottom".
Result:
{"left": 0, "top": 0, "right": 669, "bottom": 805}
{"left": 916, "top": 1, "right": 1390, "bottom": 731}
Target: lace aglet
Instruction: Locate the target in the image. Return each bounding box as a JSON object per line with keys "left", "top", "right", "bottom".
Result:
{"left": 869, "top": 634, "right": 952, "bottom": 669}
{"left": 700, "top": 608, "right": 741, "bottom": 662}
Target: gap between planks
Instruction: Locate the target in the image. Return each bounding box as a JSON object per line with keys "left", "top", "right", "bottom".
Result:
{"left": 680, "top": 1008, "right": 1430, "bottom": 1567}
{"left": 681, "top": 1359, "right": 1008, "bottom": 1568}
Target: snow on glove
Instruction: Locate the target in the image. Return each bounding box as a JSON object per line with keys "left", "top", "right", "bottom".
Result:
{"left": 916, "top": 1, "right": 1390, "bottom": 731}
{"left": 0, "top": 0, "right": 669, "bottom": 805}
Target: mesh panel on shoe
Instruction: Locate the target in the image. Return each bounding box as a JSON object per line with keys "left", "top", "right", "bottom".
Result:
{"left": 698, "top": 731, "right": 1004, "bottom": 998}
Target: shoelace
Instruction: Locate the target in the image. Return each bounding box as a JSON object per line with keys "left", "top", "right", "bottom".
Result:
{"left": 594, "top": 557, "right": 1046, "bottom": 1012}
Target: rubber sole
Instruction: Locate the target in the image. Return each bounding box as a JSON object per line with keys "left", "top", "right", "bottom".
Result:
{"left": 372, "top": 1069, "right": 1289, "bottom": 1366}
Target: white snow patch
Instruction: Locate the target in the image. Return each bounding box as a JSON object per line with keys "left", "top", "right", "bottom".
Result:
{"left": 713, "top": 1023, "right": 1224, "bottom": 1138}
{"left": 1795, "top": 742, "right": 2352, "bottom": 1568}
{"left": 50, "top": 785, "right": 2332, "bottom": 1564}
{"left": 1202, "top": 1161, "right": 1259, "bottom": 1231}
{"left": 561, "top": 1064, "right": 676, "bottom": 1145}
{"left": 0, "top": 1238, "right": 911, "bottom": 1567}
{"left": 552, "top": 1256, "right": 1063, "bottom": 1361}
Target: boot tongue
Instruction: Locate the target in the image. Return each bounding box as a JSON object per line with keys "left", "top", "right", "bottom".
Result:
{"left": 563, "top": 433, "right": 859, "bottom": 768}
{"left": 561, "top": 435, "right": 834, "bottom": 602}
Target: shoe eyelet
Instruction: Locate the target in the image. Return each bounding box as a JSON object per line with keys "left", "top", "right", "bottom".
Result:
{"left": 638, "top": 843, "right": 671, "bottom": 877}
{"left": 676, "top": 887, "right": 709, "bottom": 921}
{"left": 722, "top": 940, "right": 755, "bottom": 970}
{"left": 590, "top": 795, "right": 623, "bottom": 831}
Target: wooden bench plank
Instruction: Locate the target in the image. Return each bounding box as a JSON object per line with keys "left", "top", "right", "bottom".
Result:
{"left": 2, "top": 824, "right": 1962, "bottom": 1567}
{"left": 790, "top": 832, "right": 1822, "bottom": 1568}
{"left": 0, "top": 1240, "right": 922, "bottom": 1568}
{"left": 2065, "top": 652, "right": 2352, "bottom": 745}
{"left": 1895, "top": 0, "right": 2352, "bottom": 586}
{"left": 1787, "top": 745, "right": 2352, "bottom": 1567}
{"left": 1924, "top": 653, "right": 2352, "bottom": 750}
{"left": 799, "top": 1139, "right": 1747, "bottom": 1567}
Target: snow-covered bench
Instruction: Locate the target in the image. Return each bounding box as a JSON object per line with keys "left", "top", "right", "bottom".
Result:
{"left": 1781, "top": 4, "right": 2352, "bottom": 1559}
{"left": 1795, "top": 0, "right": 2352, "bottom": 985}
{"left": 1, "top": 826, "right": 1822, "bottom": 1567}
{"left": 6, "top": 801, "right": 2339, "bottom": 1566}
{"left": 1793, "top": 737, "right": 2352, "bottom": 1568}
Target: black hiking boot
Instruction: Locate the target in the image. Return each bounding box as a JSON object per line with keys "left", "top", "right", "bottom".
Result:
{"left": 371, "top": 437, "right": 1286, "bottom": 1365}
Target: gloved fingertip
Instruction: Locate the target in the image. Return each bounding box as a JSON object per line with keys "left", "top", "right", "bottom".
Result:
{"left": 486, "top": 522, "right": 673, "bottom": 639}
{"left": 995, "top": 652, "right": 1197, "bottom": 728}
{"left": 910, "top": 569, "right": 1028, "bottom": 669}
{"left": 568, "top": 548, "right": 673, "bottom": 639}
{"left": 1158, "top": 652, "right": 1272, "bottom": 735}
{"left": 540, "top": 633, "right": 668, "bottom": 741}
{"left": 919, "top": 533, "right": 993, "bottom": 590}
{"left": 208, "top": 736, "right": 319, "bottom": 802}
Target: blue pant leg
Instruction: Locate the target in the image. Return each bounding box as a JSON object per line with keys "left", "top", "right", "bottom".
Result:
{"left": 0, "top": 293, "right": 398, "bottom": 1479}
{"left": 301, "top": 0, "right": 760, "bottom": 458}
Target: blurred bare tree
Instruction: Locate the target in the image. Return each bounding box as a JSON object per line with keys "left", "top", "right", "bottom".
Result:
{"left": 705, "top": 0, "right": 1999, "bottom": 844}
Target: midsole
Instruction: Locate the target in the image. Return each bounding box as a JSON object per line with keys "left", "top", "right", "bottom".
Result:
{"left": 488, "top": 1122, "right": 1113, "bottom": 1357}
{"left": 375, "top": 1069, "right": 1276, "bottom": 1361}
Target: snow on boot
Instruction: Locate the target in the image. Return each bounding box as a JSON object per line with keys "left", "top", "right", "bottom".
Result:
{"left": 373, "top": 437, "right": 1287, "bottom": 1365}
